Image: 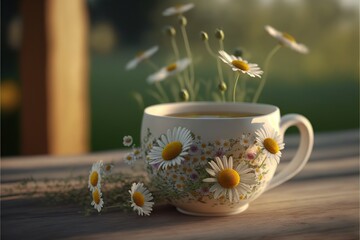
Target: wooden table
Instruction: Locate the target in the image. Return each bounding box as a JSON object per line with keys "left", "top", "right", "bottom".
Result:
{"left": 1, "top": 130, "right": 359, "bottom": 240}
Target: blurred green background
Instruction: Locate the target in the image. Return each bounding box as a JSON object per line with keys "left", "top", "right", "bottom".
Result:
{"left": 1, "top": 0, "right": 359, "bottom": 156}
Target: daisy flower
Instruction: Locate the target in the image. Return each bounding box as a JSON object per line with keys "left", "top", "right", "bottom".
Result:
{"left": 88, "top": 161, "right": 103, "bottom": 191}
{"left": 203, "top": 156, "right": 257, "bottom": 202}
{"left": 91, "top": 187, "right": 104, "bottom": 212}
{"left": 219, "top": 50, "right": 263, "bottom": 78}
{"left": 162, "top": 3, "right": 194, "bottom": 16}
{"left": 103, "top": 162, "right": 114, "bottom": 175}
{"left": 189, "top": 143, "right": 201, "bottom": 156}
{"left": 255, "top": 127, "right": 285, "bottom": 164}
{"left": 240, "top": 134, "right": 253, "bottom": 147}
{"left": 125, "top": 46, "right": 159, "bottom": 70}
{"left": 123, "top": 135, "right": 133, "bottom": 147}
{"left": 124, "top": 152, "right": 137, "bottom": 165}
{"left": 129, "top": 182, "right": 154, "bottom": 216}
{"left": 147, "top": 127, "right": 193, "bottom": 169}
{"left": 132, "top": 147, "right": 142, "bottom": 159}
{"left": 265, "top": 25, "right": 309, "bottom": 54}
{"left": 147, "top": 58, "right": 191, "bottom": 84}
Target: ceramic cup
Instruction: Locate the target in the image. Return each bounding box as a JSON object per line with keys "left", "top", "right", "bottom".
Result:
{"left": 141, "top": 102, "right": 313, "bottom": 216}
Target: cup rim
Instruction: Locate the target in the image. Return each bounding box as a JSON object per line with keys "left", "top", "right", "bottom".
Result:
{"left": 144, "top": 101, "right": 279, "bottom": 120}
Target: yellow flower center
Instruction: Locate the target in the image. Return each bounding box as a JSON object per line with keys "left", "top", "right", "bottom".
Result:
{"left": 162, "top": 141, "right": 183, "bottom": 160}
{"left": 90, "top": 171, "right": 99, "bottom": 187}
{"left": 231, "top": 60, "right": 249, "bottom": 71}
{"left": 105, "top": 165, "right": 111, "bottom": 171}
{"left": 217, "top": 169, "right": 240, "bottom": 189}
{"left": 175, "top": 4, "right": 183, "bottom": 9}
{"left": 92, "top": 189, "right": 101, "bottom": 204}
{"left": 282, "top": 32, "right": 296, "bottom": 43}
{"left": 133, "top": 191, "right": 145, "bottom": 207}
{"left": 136, "top": 51, "right": 145, "bottom": 58}
{"left": 264, "top": 138, "right": 280, "bottom": 154}
{"left": 126, "top": 155, "right": 132, "bottom": 161}
{"left": 166, "top": 63, "right": 177, "bottom": 72}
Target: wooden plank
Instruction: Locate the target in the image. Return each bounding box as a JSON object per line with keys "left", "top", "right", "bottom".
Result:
{"left": 1, "top": 130, "right": 359, "bottom": 239}
{"left": 19, "top": 0, "right": 89, "bottom": 155}
{"left": 1, "top": 176, "right": 358, "bottom": 240}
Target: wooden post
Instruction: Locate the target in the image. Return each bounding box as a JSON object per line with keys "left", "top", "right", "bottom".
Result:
{"left": 20, "top": 0, "right": 89, "bottom": 155}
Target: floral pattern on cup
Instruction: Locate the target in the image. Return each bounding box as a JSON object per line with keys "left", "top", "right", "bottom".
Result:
{"left": 142, "top": 126, "right": 284, "bottom": 207}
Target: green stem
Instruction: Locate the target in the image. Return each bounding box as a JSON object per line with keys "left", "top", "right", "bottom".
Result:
{"left": 219, "top": 39, "right": 225, "bottom": 51}
{"left": 241, "top": 76, "right": 247, "bottom": 101}
{"left": 155, "top": 82, "right": 169, "bottom": 102}
{"left": 233, "top": 73, "right": 240, "bottom": 102}
{"left": 204, "top": 41, "right": 217, "bottom": 58}
{"left": 170, "top": 37, "right": 180, "bottom": 61}
{"left": 252, "top": 45, "right": 281, "bottom": 103}
{"left": 146, "top": 59, "right": 169, "bottom": 102}
{"left": 180, "top": 25, "right": 195, "bottom": 84}
{"left": 145, "top": 59, "right": 159, "bottom": 71}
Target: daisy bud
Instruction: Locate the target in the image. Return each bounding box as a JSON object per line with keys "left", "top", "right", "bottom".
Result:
{"left": 200, "top": 31, "right": 208, "bottom": 41}
{"left": 178, "top": 16, "right": 187, "bottom": 26}
{"left": 164, "top": 26, "right": 176, "bottom": 37}
{"left": 218, "top": 81, "right": 227, "bottom": 92}
{"left": 215, "top": 29, "right": 225, "bottom": 40}
{"left": 179, "top": 89, "right": 190, "bottom": 101}
{"left": 233, "top": 48, "right": 244, "bottom": 57}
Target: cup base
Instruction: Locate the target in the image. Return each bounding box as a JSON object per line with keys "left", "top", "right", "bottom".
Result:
{"left": 176, "top": 203, "right": 249, "bottom": 217}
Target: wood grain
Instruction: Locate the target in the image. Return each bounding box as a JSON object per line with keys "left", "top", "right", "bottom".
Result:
{"left": 1, "top": 130, "right": 359, "bottom": 240}
{"left": 19, "top": 0, "right": 89, "bottom": 155}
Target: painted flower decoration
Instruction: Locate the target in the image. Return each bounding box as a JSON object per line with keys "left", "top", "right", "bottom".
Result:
{"left": 240, "top": 133, "right": 253, "bottom": 147}
{"left": 265, "top": 25, "right": 309, "bottom": 54}
{"left": 103, "top": 162, "right": 114, "bottom": 175}
{"left": 123, "top": 135, "right": 133, "bottom": 147}
{"left": 203, "top": 156, "right": 257, "bottom": 202}
{"left": 91, "top": 187, "right": 104, "bottom": 212}
{"left": 147, "top": 127, "right": 193, "bottom": 169}
{"left": 129, "top": 182, "right": 154, "bottom": 216}
{"left": 124, "top": 152, "right": 137, "bottom": 165}
{"left": 126, "top": 46, "right": 159, "bottom": 70}
{"left": 162, "top": 3, "right": 195, "bottom": 16}
{"left": 147, "top": 58, "right": 191, "bottom": 84}
{"left": 88, "top": 161, "right": 103, "bottom": 191}
{"left": 255, "top": 127, "right": 285, "bottom": 164}
{"left": 219, "top": 50, "right": 263, "bottom": 78}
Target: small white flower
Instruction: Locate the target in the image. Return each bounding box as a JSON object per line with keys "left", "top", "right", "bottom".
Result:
{"left": 265, "top": 25, "right": 309, "bottom": 54}
{"left": 147, "top": 127, "right": 193, "bottom": 169}
{"left": 203, "top": 156, "right": 257, "bottom": 202}
{"left": 240, "top": 134, "right": 253, "bottom": 147}
{"left": 91, "top": 188, "right": 104, "bottom": 212}
{"left": 162, "top": 3, "right": 194, "bottom": 16}
{"left": 124, "top": 152, "right": 137, "bottom": 165}
{"left": 129, "top": 182, "right": 154, "bottom": 216}
{"left": 103, "top": 162, "right": 114, "bottom": 175}
{"left": 219, "top": 50, "right": 263, "bottom": 78}
{"left": 255, "top": 127, "right": 285, "bottom": 164}
{"left": 88, "top": 161, "right": 103, "bottom": 191}
{"left": 132, "top": 147, "right": 142, "bottom": 159}
{"left": 147, "top": 58, "right": 191, "bottom": 84}
{"left": 123, "top": 135, "right": 133, "bottom": 147}
{"left": 189, "top": 143, "right": 201, "bottom": 156}
{"left": 125, "top": 46, "right": 159, "bottom": 70}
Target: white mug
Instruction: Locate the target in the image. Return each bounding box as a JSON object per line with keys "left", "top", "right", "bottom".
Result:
{"left": 141, "top": 102, "right": 313, "bottom": 216}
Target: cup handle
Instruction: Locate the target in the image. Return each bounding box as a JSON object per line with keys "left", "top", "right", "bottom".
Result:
{"left": 265, "top": 114, "right": 314, "bottom": 191}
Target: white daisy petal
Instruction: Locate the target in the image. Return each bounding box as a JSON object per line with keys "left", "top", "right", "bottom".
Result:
{"left": 218, "top": 50, "right": 263, "bottom": 78}
{"left": 147, "top": 127, "right": 193, "bottom": 169}
{"left": 202, "top": 156, "right": 258, "bottom": 203}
